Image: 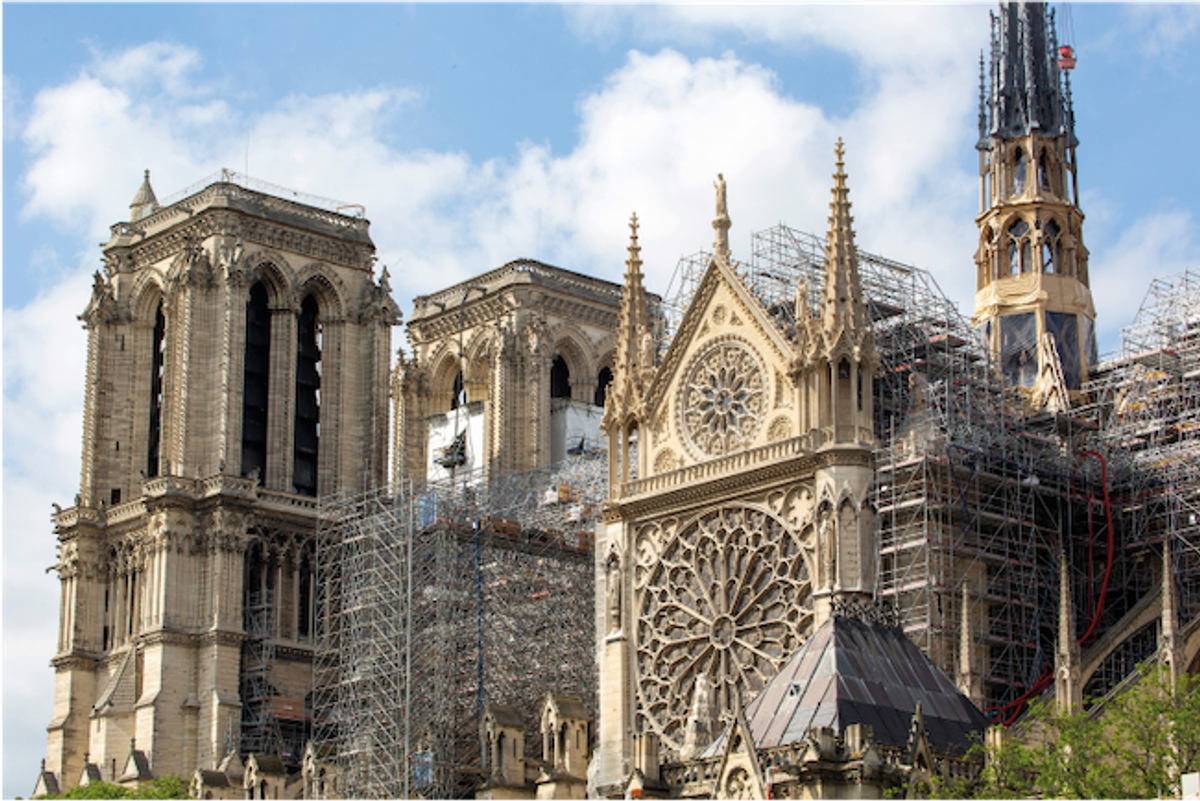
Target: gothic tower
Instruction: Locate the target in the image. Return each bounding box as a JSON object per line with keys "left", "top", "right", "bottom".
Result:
{"left": 973, "top": 1, "right": 1095, "bottom": 401}
{"left": 43, "top": 172, "right": 398, "bottom": 791}
{"left": 394, "top": 261, "right": 626, "bottom": 485}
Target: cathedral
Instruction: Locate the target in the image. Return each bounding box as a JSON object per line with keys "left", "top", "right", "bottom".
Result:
{"left": 36, "top": 3, "right": 1200, "bottom": 799}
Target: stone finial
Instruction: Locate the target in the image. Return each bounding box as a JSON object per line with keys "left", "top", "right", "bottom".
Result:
{"left": 627, "top": 212, "right": 642, "bottom": 272}
{"left": 604, "top": 212, "right": 652, "bottom": 440}
{"left": 957, "top": 581, "right": 983, "bottom": 707}
{"left": 1162, "top": 536, "right": 1181, "bottom": 693}
{"left": 822, "top": 139, "right": 863, "bottom": 338}
{"left": 130, "top": 170, "right": 159, "bottom": 222}
{"left": 712, "top": 173, "right": 731, "bottom": 262}
{"left": 1055, "top": 550, "right": 1081, "bottom": 712}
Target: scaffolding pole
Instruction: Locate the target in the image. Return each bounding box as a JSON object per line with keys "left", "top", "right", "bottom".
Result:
{"left": 314, "top": 455, "right": 605, "bottom": 798}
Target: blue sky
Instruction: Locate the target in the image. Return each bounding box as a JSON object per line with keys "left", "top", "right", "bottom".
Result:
{"left": 4, "top": 3, "right": 1199, "bottom": 795}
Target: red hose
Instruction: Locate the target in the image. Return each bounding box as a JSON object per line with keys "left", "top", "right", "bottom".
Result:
{"left": 985, "top": 451, "right": 1114, "bottom": 724}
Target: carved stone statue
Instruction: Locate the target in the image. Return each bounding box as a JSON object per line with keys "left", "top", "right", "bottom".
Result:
{"left": 714, "top": 173, "right": 728, "bottom": 220}
{"left": 607, "top": 556, "right": 622, "bottom": 633}
{"left": 638, "top": 325, "right": 655, "bottom": 371}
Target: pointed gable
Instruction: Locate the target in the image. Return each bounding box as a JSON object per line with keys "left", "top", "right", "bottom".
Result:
{"left": 712, "top": 707, "right": 768, "bottom": 800}
{"left": 639, "top": 178, "right": 803, "bottom": 478}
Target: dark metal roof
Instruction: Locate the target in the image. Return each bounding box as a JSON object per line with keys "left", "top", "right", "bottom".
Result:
{"left": 979, "top": 2, "right": 1076, "bottom": 148}
{"left": 703, "top": 616, "right": 988, "bottom": 758}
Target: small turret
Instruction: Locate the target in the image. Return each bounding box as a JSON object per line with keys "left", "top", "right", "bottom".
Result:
{"left": 602, "top": 213, "right": 654, "bottom": 495}
{"left": 130, "top": 170, "right": 159, "bottom": 222}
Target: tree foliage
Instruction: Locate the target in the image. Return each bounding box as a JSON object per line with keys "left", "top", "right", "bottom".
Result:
{"left": 938, "top": 664, "right": 1200, "bottom": 799}
{"left": 36, "top": 775, "right": 188, "bottom": 800}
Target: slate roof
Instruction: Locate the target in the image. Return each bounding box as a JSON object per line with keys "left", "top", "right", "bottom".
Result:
{"left": 702, "top": 615, "right": 988, "bottom": 758}
{"left": 487, "top": 702, "right": 526, "bottom": 729}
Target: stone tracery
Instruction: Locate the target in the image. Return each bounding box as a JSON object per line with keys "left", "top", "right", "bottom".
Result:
{"left": 634, "top": 505, "right": 812, "bottom": 752}
{"left": 680, "top": 340, "right": 766, "bottom": 458}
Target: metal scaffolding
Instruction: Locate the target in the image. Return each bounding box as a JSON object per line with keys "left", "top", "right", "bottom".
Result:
{"left": 314, "top": 236, "right": 1200, "bottom": 785}
{"left": 661, "top": 225, "right": 1119, "bottom": 719}
{"left": 241, "top": 589, "right": 283, "bottom": 757}
{"left": 1076, "top": 269, "right": 1200, "bottom": 697}
{"left": 313, "top": 455, "right": 606, "bottom": 799}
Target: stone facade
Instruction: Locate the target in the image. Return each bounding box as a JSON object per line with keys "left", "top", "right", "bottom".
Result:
{"left": 595, "top": 144, "right": 881, "bottom": 796}
{"left": 393, "top": 259, "right": 631, "bottom": 484}
{"left": 42, "top": 172, "right": 398, "bottom": 792}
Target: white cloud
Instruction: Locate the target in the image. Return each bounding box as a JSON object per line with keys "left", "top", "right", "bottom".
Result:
{"left": 1090, "top": 210, "right": 1200, "bottom": 356}
{"left": 567, "top": 4, "right": 986, "bottom": 73}
{"left": 1125, "top": 5, "right": 1200, "bottom": 60}
{"left": 90, "top": 40, "right": 206, "bottom": 97}
{"left": 3, "top": 267, "right": 92, "bottom": 796}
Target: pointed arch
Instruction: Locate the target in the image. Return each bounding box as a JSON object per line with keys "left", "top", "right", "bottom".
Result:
{"left": 549, "top": 323, "right": 595, "bottom": 402}
{"left": 293, "top": 294, "right": 322, "bottom": 496}
{"left": 428, "top": 344, "right": 465, "bottom": 412}
{"left": 131, "top": 271, "right": 167, "bottom": 323}
{"left": 241, "top": 252, "right": 291, "bottom": 308}
{"left": 1012, "top": 146, "right": 1028, "bottom": 194}
{"left": 291, "top": 263, "right": 347, "bottom": 319}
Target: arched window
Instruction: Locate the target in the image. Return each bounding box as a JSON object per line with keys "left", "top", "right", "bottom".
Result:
{"left": 242, "top": 283, "right": 271, "bottom": 479}
{"left": 245, "top": 540, "right": 265, "bottom": 605}
{"left": 147, "top": 301, "right": 166, "bottom": 478}
{"left": 595, "top": 366, "right": 613, "bottom": 407}
{"left": 1042, "top": 220, "right": 1062, "bottom": 275}
{"left": 298, "top": 547, "right": 313, "bottom": 639}
{"left": 1038, "top": 150, "right": 1051, "bottom": 192}
{"left": 1013, "top": 148, "right": 1027, "bottom": 194}
{"left": 450, "top": 369, "right": 464, "bottom": 411}
{"left": 550, "top": 355, "right": 571, "bottom": 399}
{"left": 293, "top": 296, "right": 321, "bottom": 496}
{"left": 1006, "top": 220, "right": 1031, "bottom": 275}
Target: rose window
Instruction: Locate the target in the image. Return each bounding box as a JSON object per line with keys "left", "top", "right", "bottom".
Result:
{"left": 635, "top": 506, "right": 812, "bottom": 752}
{"left": 681, "top": 341, "right": 765, "bottom": 457}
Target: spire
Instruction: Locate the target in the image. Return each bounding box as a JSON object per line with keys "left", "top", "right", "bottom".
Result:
{"left": 712, "top": 173, "right": 731, "bottom": 262}
{"left": 605, "top": 213, "right": 651, "bottom": 429}
{"left": 821, "top": 139, "right": 867, "bottom": 346}
{"left": 1161, "top": 536, "right": 1181, "bottom": 693}
{"left": 1055, "top": 550, "right": 1081, "bottom": 712}
{"left": 979, "top": 2, "right": 1075, "bottom": 149}
{"left": 957, "top": 581, "right": 983, "bottom": 707}
{"left": 977, "top": 53, "right": 989, "bottom": 145}
{"left": 130, "top": 169, "right": 159, "bottom": 221}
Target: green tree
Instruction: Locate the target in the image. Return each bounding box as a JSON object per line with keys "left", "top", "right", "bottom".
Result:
{"left": 958, "top": 663, "right": 1200, "bottom": 799}
{"left": 1106, "top": 664, "right": 1200, "bottom": 798}
{"left": 36, "top": 774, "right": 188, "bottom": 800}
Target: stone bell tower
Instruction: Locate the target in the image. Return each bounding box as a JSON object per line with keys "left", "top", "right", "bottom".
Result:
{"left": 42, "top": 171, "right": 398, "bottom": 792}
{"left": 973, "top": 1, "right": 1095, "bottom": 402}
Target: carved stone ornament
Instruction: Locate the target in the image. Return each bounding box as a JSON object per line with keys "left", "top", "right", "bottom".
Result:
{"left": 635, "top": 506, "right": 812, "bottom": 752}
{"left": 679, "top": 339, "right": 766, "bottom": 458}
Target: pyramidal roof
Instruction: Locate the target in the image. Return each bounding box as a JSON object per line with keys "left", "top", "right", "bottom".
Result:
{"left": 702, "top": 616, "right": 989, "bottom": 758}
{"left": 130, "top": 169, "right": 159, "bottom": 221}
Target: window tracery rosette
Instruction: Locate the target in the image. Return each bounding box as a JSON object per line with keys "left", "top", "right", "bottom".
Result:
{"left": 634, "top": 505, "right": 812, "bottom": 752}
{"left": 678, "top": 338, "right": 766, "bottom": 459}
